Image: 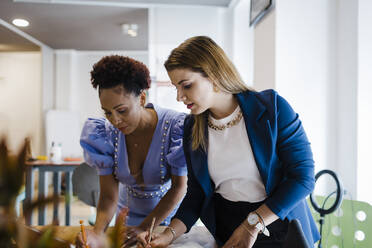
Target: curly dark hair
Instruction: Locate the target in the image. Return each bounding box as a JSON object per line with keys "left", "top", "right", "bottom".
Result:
{"left": 90, "top": 55, "right": 151, "bottom": 96}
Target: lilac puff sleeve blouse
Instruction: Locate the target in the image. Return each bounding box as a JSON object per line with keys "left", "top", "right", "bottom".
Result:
{"left": 80, "top": 104, "right": 187, "bottom": 226}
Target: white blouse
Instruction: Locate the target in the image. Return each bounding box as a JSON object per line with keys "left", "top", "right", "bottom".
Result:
{"left": 208, "top": 105, "right": 267, "bottom": 202}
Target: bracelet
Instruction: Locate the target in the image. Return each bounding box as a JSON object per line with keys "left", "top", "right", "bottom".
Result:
{"left": 165, "top": 226, "right": 176, "bottom": 241}
{"left": 242, "top": 224, "right": 256, "bottom": 238}
{"left": 254, "top": 211, "right": 266, "bottom": 234}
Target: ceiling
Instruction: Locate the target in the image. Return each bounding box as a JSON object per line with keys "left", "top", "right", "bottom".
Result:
{"left": 0, "top": 0, "right": 232, "bottom": 51}
{"left": 0, "top": 24, "right": 40, "bottom": 51}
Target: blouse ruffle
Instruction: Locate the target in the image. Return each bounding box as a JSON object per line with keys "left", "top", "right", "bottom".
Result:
{"left": 166, "top": 114, "right": 187, "bottom": 177}
{"left": 80, "top": 118, "right": 115, "bottom": 175}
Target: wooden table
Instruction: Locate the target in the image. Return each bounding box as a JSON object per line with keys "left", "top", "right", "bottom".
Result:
{"left": 25, "top": 161, "right": 81, "bottom": 226}
{"left": 33, "top": 226, "right": 164, "bottom": 247}
{"left": 32, "top": 225, "right": 216, "bottom": 248}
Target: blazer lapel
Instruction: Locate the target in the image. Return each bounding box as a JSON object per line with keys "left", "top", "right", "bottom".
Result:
{"left": 236, "top": 92, "right": 273, "bottom": 187}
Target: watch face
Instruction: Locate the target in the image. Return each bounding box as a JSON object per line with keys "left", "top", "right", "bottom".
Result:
{"left": 248, "top": 213, "right": 259, "bottom": 225}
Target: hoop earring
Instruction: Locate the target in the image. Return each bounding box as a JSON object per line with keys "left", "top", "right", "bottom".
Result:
{"left": 140, "top": 91, "right": 146, "bottom": 107}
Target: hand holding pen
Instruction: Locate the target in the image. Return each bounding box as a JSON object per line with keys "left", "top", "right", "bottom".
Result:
{"left": 80, "top": 220, "right": 90, "bottom": 248}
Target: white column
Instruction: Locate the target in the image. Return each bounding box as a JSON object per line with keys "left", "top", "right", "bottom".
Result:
{"left": 231, "top": 0, "right": 254, "bottom": 86}
{"left": 254, "top": 9, "right": 275, "bottom": 90}
{"left": 334, "top": 0, "right": 358, "bottom": 199}
{"left": 55, "top": 50, "right": 77, "bottom": 110}
{"left": 358, "top": 0, "right": 372, "bottom": 204}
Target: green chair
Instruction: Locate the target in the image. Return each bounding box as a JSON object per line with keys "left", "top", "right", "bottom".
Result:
{"left": 308, "top": 195, "right": 372, "bottom": 248}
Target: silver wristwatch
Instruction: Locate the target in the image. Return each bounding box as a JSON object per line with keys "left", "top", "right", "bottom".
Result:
{"left": 247, "top": 212, "right": 270, "bottom": 236}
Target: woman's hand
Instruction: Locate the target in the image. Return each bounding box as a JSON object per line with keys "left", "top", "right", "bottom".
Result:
{"left": 222, "top": 222, "right": 259, "bottom": 248}
{"left": 75, "top": 229, "right": 107, "bottom": 248}
{"left": 136, "top": 229, "right": 174, "bottom": 248}
{"left": 122, "top": 226, "right": 147, "bottom": 247}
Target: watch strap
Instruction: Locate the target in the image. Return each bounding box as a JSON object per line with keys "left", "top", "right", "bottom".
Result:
{"left": 247, "top": 212, "right": 270, "bottom": 237}
{"left": 256, "top": 222, "right": 270, "bottom": 236}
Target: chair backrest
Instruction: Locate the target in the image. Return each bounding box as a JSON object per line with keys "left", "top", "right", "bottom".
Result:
{"left": 72, "top": 163, "right": 100, "bottom": 207}
{"left": 308, "top": 195, "right": 372, "bottom": 248}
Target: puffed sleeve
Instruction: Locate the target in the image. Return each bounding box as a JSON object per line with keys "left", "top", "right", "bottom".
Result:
{"left": 165, "top": 114, "right": 188, "bottom": 176}
{"left": 80, "top": 118, "right": 115, "bottom": 176}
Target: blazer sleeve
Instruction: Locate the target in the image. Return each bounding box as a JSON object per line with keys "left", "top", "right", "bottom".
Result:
{"left": 265, "top": 93, "right": 315, "bottom": 219}
{"left": 172, "top": 115, "right": 205, "bottom": 232}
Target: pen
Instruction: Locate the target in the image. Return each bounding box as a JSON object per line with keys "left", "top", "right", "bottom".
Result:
{"left": 80, "top": 220, "right": 90, "bottom": 248}
{"left": 147, "top": 217, "right": 156, "bottom": 244}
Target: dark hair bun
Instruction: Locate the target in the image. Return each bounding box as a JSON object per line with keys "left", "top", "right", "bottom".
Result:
{"left": 91, "top": 55, "right": 150, "bottom": 95}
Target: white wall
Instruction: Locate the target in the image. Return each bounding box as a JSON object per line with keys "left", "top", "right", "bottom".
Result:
{"left": 274, "top": 0, "right": 360, "bottom": 199}
{"left": 358, "top": 0, "right": 372, "bottom": 204}
{"left": 230, "top": 0, "right": 254, "bottom": 86}
{"left": 0, "top": 19, "right": 53, "bottom": 155}
{"left": 276, "top": 0, "right": 332, "bottom": 180}
{"left": 335, "top": 0, "right": 358, "bottom": 200}
{"left": 55, "top": 50, "right": 77, "bottom": 110}
{"left": 42, "top": 46, "right": 55, "bottom": 111}
{"left": 40, "top": 46, "right": 55, "bottom": 153}
{"left": 149, "top": 5, "right": 226, "bottom": 81}
{"left": 254, "top": 9, "right": 275, "bottom": 90}
{"left": 150, "top": 1, "right": 254, "bottom": 89}
{"left": 148, "top": 5, "right": 227, "bottom": 112}
{"left": 0, "top": 52, "right": 43, "bottom": 155}
{"left": 54, "top": 50, "right": 148, "bottom": 125}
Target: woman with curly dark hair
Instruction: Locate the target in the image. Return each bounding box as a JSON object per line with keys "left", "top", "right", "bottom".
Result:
{"left": 76, "top": 55, "right": 187, "bottom": 248}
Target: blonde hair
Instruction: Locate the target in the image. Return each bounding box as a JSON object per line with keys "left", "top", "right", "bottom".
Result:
{"left": 165, "top": 36, "right": 252, "bottom": 151}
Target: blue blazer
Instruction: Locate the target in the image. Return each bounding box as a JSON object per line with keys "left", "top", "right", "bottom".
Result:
{"left": 174, "top": 90, "right": 320, "bottom": 246}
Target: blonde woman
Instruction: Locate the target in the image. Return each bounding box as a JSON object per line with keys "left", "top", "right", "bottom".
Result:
{"left": 138, "top": 36, "right": 320, "bottom": 248}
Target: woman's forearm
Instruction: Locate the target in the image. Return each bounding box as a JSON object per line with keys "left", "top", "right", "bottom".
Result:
{"left": 94, "top": 175, "right": 119, "bottom": 234}
{"left": 166, "top": 218, "right": 187, "bottom": 241}
{"left": 252, "top": 204, "right": 279, "bottom": 227}
{"left": 93, "top": 194, "right": 118, "bottom": 234}
{"left": 139, "top": 176, "right": 187, "bottom": 230}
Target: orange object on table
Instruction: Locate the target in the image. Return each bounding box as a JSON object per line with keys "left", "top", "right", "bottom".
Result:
{"left": 64, "top": 157, "right": 82, "bottom": 162}
{"left": 79, "top": 220, "right": 90, "bottom": 248}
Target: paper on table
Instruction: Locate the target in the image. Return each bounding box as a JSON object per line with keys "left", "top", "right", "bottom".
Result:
{"left": 120, "top": 225, "right": 215, "bottom": 248}
{"left": 124, "top": 226, "right": 215, "bottom": 248}
{"left": 55, "top": 225, "right": 216, "bottom": 248}
{"left": 169, "top": 225, "right": 215, "bottom": 248}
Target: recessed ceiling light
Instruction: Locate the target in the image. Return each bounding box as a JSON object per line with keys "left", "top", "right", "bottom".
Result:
{"left": 121, "top": 23, "right": 138, "bottom": 37}
{"left": 12, "top": 19, "right": 29, "bottom": 27}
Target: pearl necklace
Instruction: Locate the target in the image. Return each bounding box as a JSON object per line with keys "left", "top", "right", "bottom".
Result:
{"left": 208, "top": 110, "right": 243, "bottom": 131}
